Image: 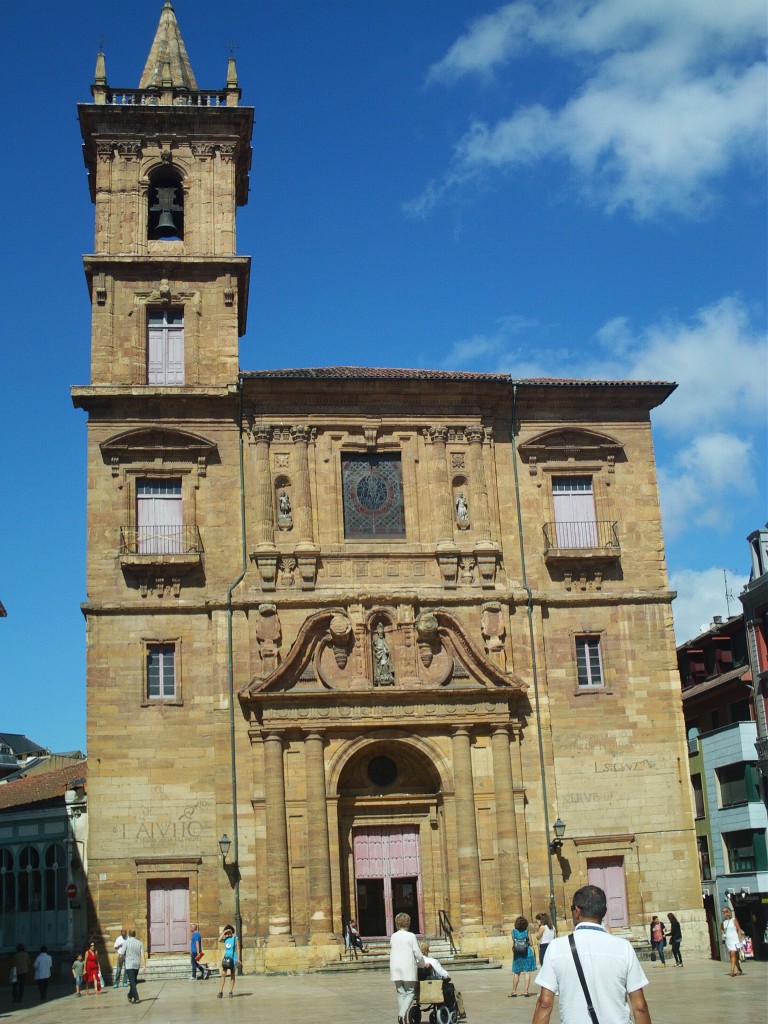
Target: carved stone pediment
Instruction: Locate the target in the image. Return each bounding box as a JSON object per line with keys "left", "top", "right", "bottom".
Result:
{"left": 240, "top": 606, "right": 528, "bottom": 703}
{"left": 517, "top": 428, "right": 624, "bottom": 461}
{"left": 101, "top": 427, "right": 217, "bottom": 462}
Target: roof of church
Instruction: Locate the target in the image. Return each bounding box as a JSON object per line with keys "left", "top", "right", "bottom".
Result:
{"left": 241, "top": 367, "right": 675, "bottom": 390}
{"left": 139, "top": 2, "right": 197, "bottom": 91}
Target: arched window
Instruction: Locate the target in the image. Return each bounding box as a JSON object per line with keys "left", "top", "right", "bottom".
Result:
{"left": 45, "top": 843, "right": 67, "bottom": 911}
{"left": 18, "top": 846, "right": 41, "bottom": 912}
{"left": 147, "top": 167, "right": 184, "bottom": 240}
{"left": 0, "top": 848, "right": 14, "bottom": 912}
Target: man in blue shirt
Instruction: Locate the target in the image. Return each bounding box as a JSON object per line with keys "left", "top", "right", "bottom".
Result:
{"left": 190, "top": 924, "right": 209, "bottom": 980}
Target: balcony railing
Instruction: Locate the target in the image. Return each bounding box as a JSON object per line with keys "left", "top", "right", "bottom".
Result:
{"left": 119, "top": 525, "right": 202, "bottom": 557}
{"left": 102, "top": 88, "right": 229, "bottom": 107}
{"left": 543, "top": 520, "right": 620, "bottom": 559}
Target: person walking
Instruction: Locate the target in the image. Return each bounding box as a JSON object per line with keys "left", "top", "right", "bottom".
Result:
{"left": 123, "top": 929, "right": 146, "bottom": 1003}
{"left": 72, "top": 952, "right": 85, "bottom": 996}
{"left": 532, "top": 885, "right": 652, "bottom": 1024}
{"left": 83, "top": 941, "right": 102, "bottom": 995}
{"left": 389, "top": 912, "right": 426, "bottom": 1024}
{"left": 11, "top": 943, "right": 30, "bottom": 1003}
{"left": 217, "top": 923, "right": 240, "bottom": 998}
{"left": 509, "top": 915, "right": 536, "bottom": 997}
{"left": 721, "top": 906, "right": 744, "bottom": 977}
{"left": 33, "top": 946, "right": 53, "bottom": 1001}
{"left": 649, "top": 915, "right": 666, "bottom": 966}
{"left": 667, "top": 913, "right": 683, "bottom": 966}
{"left": 113, "top": 929, "right": 128, "bottom": 987}
{"left": 190, "top": 923, "right": 210, "bottom": 980}
{"left": 535, "top": 913, "right": 556, "bottom": 965}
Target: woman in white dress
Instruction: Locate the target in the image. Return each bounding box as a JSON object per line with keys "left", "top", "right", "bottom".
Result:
{"left": 389, "top": 913, "right": 425, "bottom": 1024}
{"left": 721, "top": 906, "right": 744, "bottom": 977}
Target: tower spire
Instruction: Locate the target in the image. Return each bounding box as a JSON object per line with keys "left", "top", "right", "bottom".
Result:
{"left": 138, "top": 2, "right": 197, "bottom": 91}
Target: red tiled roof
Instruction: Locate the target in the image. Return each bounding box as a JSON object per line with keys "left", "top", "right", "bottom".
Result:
{"left": 0, "top": 761, "right": 87, "bottom": 810}
{"left": 241, "top": 367, "right": 676, "bottom": 390}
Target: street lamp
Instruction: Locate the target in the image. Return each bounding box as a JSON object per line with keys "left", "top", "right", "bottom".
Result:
{"left": 218, "top": 834, "right": 232, "bottom": 864}
{"left": 549, "top": 818, "right": 566, "bottom": 854}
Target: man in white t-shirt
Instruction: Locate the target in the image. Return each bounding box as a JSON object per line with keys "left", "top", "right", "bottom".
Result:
{"left": 113, "top": 930, "right": 128, "bottom": 988}
{"left": 531, "top": 885, "right": 651, "bottom": 1024}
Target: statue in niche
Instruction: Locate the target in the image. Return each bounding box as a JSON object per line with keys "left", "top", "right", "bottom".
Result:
{"left": 372, "top": 622, "right": 394, "bottom": 686}
{"left": 277, "top": 489, "right": 293, "bottom": 530}
{"left": 455, "top": 492, "right": 470, "bottom": 528}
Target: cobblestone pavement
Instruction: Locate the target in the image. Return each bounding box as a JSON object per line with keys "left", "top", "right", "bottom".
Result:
{"left": 9, "top": 959, "right": 767, "bottom": 1024}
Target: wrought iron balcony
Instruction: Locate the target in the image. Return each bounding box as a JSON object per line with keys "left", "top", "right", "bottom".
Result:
{"left": 119, "top": 525, "right": 203, "bottom": 567}
{"left": 543, "top": 520, "right": 621, "bottom": 561}
{"left": 755, "top": 735, "right": 768, "bottom": 776}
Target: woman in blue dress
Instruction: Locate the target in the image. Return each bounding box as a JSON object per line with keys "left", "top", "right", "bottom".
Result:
{"left": 509, "top": 915, "right": 536, "bottom": 997}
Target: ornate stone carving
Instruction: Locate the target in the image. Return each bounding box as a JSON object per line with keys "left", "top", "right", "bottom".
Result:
{"left": 481, "top": 602, "right": 506, "bottom": 670}
{"left": 250, "top": 551, "right": 279, "bottom": 590}
{"left": 436, "top": 552, "right": 459, "bottom": 587}
{"left": 460, "top": 557, "right": 476, "bottom": 585}
{"left": 116, "top": 140, "right": 142, "bottom": 159}
{"left": 255, "top": 603, "right": 281, "bottom": 676}
{"left": 96, "top": 142, "right": 114, "bottom": 163}
{"left": 219, "top": 143, "right": 236, "bottom": 163}
{"left": 451, "top": 452, "right": 466, "bottom": 469}
{"left": 363, "top": 426, "right": 378, "bottom": 449}
{"left": 279, "top": 557, "right": 296, "bottom": 587}
{"left": 455, "top": 492, "right": 470, "bottom": 529}
{"left": 415, "top": 611, "right": 440, "bottom": 668}
{"left": 328, "top": 613, "right": 353, "bottom": 669}
{"left": 276, "top": 490, "right": 292, "bottom": 531}
{"left": 274, "top": 453, "right": 289, "bottom": 468}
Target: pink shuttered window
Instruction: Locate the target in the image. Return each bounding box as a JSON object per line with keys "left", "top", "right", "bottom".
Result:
{"left": 137, "top": 479, "right": 183, "bottom": 553}
{"left": 147, "top": 309, "right": 184, "bottom": 385}
{"left": 553, "top": 476, "right": 597, "bottom": 547}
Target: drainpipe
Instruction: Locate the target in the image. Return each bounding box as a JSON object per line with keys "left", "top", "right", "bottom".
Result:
{"left": 511, "top": 384, "right": 558, "bottom": 929}
{"left": 225, "top": 374, "right": 248, "bottom": 952}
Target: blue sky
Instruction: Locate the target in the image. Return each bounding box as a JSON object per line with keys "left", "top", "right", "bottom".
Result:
{"left": 1, "top": 1, "right": 765, "bottom": 754}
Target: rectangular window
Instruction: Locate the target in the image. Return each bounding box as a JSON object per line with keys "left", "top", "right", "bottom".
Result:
{"left": 697, "top": 835, "right": 712, "bottom": 881}
{"left": 147, "top": 643, "right": 176, "bottom": 700}
{"left": 137, "top": 479, "right": 183, "bottom": 553}
{"left": 147, "top": 309, "right": 184, "bottom": 385}
{"left": 723, "top": 829, "right": 768, "bottom": 874}
{"left": 342, "top": 454, "right": 406, "bottom": 539}
{"left": 552, "top": 476, "right": 597, "bottom": 547}
{"left": 576, "top": 635, "right": 603, "bottom": 688}
{"left": 691, "top": 773, "right": 705, "bottom": 818}
{"left": 730, "top": 699, "right": 752, "bottom": 723}
{"left": 717, "top": 762, "right": 760, "bottom": 807}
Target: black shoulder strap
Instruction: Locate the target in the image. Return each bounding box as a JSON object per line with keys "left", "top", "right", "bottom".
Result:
{"left": 568, "top": 933, "right": 600, "bottom": 1024}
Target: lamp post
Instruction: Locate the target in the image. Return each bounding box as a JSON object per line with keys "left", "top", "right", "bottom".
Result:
{"left": 219, "top": 833, "right": 232, "bottom": 864}
{"left": 549, "top": 818, "right": 566, "bottom": 854}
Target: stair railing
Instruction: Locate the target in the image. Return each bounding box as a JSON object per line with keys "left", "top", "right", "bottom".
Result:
{"left": 438, "top": 909, "right": 458, "bottom": 954}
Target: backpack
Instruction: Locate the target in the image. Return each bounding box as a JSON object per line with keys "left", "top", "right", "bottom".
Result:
{"left": 513, "top": 935, "right": 529, "bottom": 957}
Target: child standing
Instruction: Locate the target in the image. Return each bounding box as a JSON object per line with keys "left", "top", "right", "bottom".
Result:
{"left": 72, "top": 953, "right": 84, "bottom": 996}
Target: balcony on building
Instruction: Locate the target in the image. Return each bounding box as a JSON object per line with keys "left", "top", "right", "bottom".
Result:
{"left": 542, "top": 519, "right": 621, "bottom": 563}
{"left": 118, "top": 524, "right": 203, "bottom": 570}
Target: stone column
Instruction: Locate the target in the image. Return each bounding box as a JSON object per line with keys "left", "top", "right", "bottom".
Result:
{"left": 450, "top": 727, "right": 484, "bottom": 929}
{"left": 290, "top": 425, "right": 314, "bottom": 545}
{"left": 491, "top": 726, "right": 522, "bottom": 926}
{"left": 427, "top": 426, "right": 456, "bottom": 546}
{"left": 465, "top": 426, "right": 492, "bottom": 541}
{"left": 252, "top": 426, "right": 274, "bottom": 547}
{"left": 263, "top": 731, "right": 293, "bottom": 942}
{"left": 304, "top": 731, "right": 335, "bottom": 940}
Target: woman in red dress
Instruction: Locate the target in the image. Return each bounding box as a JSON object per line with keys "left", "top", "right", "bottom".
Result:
{"left": 83, "top": 941, "right": 102, "bottom": 995}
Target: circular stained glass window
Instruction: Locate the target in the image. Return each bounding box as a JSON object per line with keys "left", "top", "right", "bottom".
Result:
{"left": 356, "top": 472, "right": 389, "bottom": 511}
{"left": 368, "top": 755, "right": 398, "bottom": 787}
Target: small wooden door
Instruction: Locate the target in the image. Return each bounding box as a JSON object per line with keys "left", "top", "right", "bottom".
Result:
{"left": 147, "top": 879, "right": 189, "bottom": 953}
{"left": 587, "top": 857, "right": 628, "bottom": 928}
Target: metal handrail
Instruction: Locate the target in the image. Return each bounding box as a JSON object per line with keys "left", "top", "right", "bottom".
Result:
{"left": 119, "top": 524, "right": 202, "bottom": 556}
{"left": 543, "top": 520, "right": 620, "bottom": 551}
{"left": 437, "top": 909, "right": 457, "bottom": 955}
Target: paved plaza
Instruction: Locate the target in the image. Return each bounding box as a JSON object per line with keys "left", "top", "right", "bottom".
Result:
{"left": 7, "top": 958, "right": 766, "bottom": 1024}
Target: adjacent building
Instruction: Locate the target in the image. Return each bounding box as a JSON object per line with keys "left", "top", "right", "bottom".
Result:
{"left": 72, "top": 3, "right": 707, "bottom": 971}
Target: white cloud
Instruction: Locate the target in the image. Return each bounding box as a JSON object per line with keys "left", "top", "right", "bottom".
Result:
{"left": 413, "top": 1, "right": 766, "bottom": 218}
{"left": 669, "top": 566, "right": 748, "bottom": 644}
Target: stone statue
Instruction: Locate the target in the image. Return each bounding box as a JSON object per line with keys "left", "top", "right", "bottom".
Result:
{"left": 372, "top": 622, "right": 394, "bottom": 685}
{"left": 455, "top": 492, "right": 469, "bottom": 522}
{"left": 278, "top": 485, "right": 292, "bottom": 524}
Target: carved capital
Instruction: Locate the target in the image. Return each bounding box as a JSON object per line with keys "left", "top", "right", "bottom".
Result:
{"left": 115, "top": 140, "right": 142, "bottom": 159}
{"left": 96, "top": 142, "right": 114, "bottom": 163}
{"left": 426, "top": 425, "right": 449, "bottom": 446}
{"left": 219, "top": 143, "right": 237, "bottom": 163}
{"left": 465, "top": 425, "right": 484, "bottom": 445}
{"left": 290, "top": 425, "right": 312, "bottom": 445}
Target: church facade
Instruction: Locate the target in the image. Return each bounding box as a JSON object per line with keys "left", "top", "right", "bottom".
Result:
{"left": 72, "top": 4, "right": 707, "bottom": 972}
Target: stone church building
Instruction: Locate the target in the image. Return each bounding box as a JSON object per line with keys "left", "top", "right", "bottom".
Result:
{"left": 72, "top": 4, "right": 706, "bottom": 971}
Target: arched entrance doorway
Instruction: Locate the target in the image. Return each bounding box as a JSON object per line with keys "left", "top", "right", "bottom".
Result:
{"left": 337, "top": 739, "right": 444, "bottom": 939}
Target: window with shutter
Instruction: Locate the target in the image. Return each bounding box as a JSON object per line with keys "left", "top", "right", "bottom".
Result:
{"left": 147, "top": 310, "right": 184, "bottom": 385}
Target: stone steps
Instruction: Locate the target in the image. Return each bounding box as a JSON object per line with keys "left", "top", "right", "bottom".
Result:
{"left": 317, "top": 939, "right": 502, "bottom": 975}
{"left": 144, "top": 956, "right": 219, "bottom": 982}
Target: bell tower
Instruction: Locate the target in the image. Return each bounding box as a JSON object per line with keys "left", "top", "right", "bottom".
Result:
{"left": 77, "top": 1, "right": 252, "bottom": 388}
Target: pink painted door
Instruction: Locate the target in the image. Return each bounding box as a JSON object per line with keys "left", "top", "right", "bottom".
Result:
{"left": 353, "top": 825, "right": 422, "bottom": 937}
{"left": 587, "top": 857, "right": 628, "bottom": 928}
{"left": 147, "top": 879, "right": 189, "bottom": 953}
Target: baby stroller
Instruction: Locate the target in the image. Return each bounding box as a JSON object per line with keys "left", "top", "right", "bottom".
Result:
{"left": 408, "top": 965, "right": 465, "bottom": 1024}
